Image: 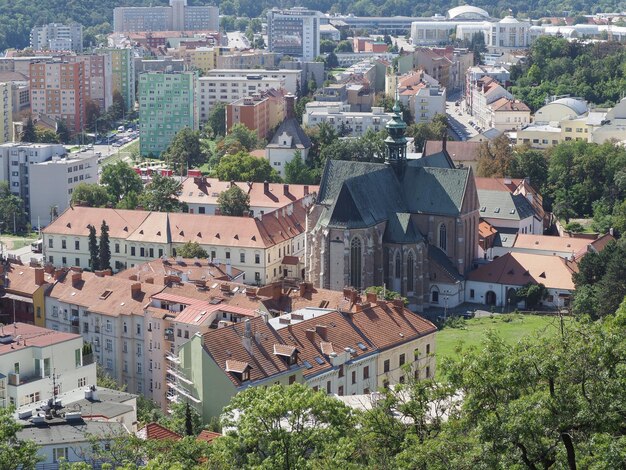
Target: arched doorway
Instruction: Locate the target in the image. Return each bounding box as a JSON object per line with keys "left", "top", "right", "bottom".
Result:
{"left": 485, "top": 291, "right": 497, "bottom": 306}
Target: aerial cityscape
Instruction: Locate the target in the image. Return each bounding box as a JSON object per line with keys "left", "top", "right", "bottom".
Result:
{"left": 0, "top": 0, "right": 625, "bottom": 467}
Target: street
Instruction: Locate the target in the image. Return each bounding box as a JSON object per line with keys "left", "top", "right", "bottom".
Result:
{"left": 445, "top": 91, "right": 479, "bottom": 140}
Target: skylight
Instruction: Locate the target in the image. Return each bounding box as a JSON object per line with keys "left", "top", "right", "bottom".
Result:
{"left": 314, "top": 356, "right": 324, "bottom": 365}
{"left": 356, "top": 342, "right": 367, "bottom": 351}
{"left": 303, "top": 361, "right": 313, "bottom": 369}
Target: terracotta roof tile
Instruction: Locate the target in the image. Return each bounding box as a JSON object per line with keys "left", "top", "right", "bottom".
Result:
{"left": 513, "top": 234, "right": 590, "bottom": 254}
{"left": 423, "top": 140, "right": 482, "bottom": 162}
{"left": 116, "top": 258, "right": 243, "bottom": 284}
{"left": 42, "top": 206, "right": 151, "bottom": 238}
{"left": 140, "top": 422, "right": 181, "bottom": 441}
{"left": 197, "top": 430, "right": 222, "bottom": 443}
{"left": 0, "top": 264, "right": 53, "bottom": 296}
{"left": 0, "top": 322, "right": 80, "bottom": 355}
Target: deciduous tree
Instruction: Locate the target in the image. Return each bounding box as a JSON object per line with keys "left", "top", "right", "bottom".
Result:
{"left": 217, "top": 185, "right": 251, "bottom": 216}
{"left": 70, "top": 183, "right": 109, "bottom": 207}
{"left": 100, "top": 161, "right": 143, "bottom": 205}
{"left": 215, "top": 152, "right": 281, "bottom": 183}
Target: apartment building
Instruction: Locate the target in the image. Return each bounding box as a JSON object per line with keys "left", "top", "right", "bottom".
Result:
{"left": 99, "top": 48, "right": 135, "bottom": 112}
{"left": 0, "top": 322, "right": 96, "bottom": 409}
{"left": 487, "top": 98, "right": 530, "bottom": 131}
{"left": 207, "top": 69, "right": 300, "bottom": 94}
{"left": 197, "top": 75, "right": 284, "bottom": 122}
{"left": 180, "top": 178, "right": 316, "bottom": 216}
{"left": 64, "top": 54, "right": 113, "bottom": 111}
{"left": 29, "top": 152, "right": 98, "bottom": 227}
{"left": 303, "top": 102, "right": 394, "bottom": 136}
{"left": 139, "top": 71, "right": 198, "bottom": 157}
{"left": 0, "top": 264, "right": 53, "bottom": 327}
{"left": 42, "top": 202, "right": 309, "bottom": 284}
{"left": 45, "top": 271, "right": 164, "bottom": 396}
{"left": 267, "top": 8, "right": 322, "bottom": 61}
{"left": 0, "top": 82, "right": 12, "bottom": 143}
{"left": 0, "top": 142, "right": 66, "bottom": 214}
{"left": 225, "top": 89, "right": 287, "bottom": 139}
{"left": 29, "top": 61, "right": 86, "bottom": 134}
{"left": 217, "top": 51, "right": 278, "bottom": 70}
{"left": 30, "top": 23, "right": 83, "bottom": 53}
{"left": 114, "top": 0, "right": 219, "bottom": 33}
{"left": 177, "top": 299, "right": 437, "bottom": 422}
{"left": 466, "top": 76, "right": 512, "bottom": 129}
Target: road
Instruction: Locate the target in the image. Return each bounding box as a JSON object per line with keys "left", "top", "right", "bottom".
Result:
{"left": 5, "top": 244, "right": 43, "bottom": 265}
{"left": 226, "top": 32, "right": 251, "bottom": 50}
{"left": 445, "top": 91, "right": 479, "bottom": 141}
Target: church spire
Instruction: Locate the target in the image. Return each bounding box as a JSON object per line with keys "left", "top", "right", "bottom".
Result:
{"left": 385, "top": 91, "right": 408, "bottom": 176}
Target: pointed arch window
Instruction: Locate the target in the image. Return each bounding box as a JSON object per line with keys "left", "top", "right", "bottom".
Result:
{"left": 407, "top": 252, "right": 414, "bottom": 290}
{"left": 395, "top": 253, "right": 401, "bottom": 278}
{"left": 439, "top": 224, "right": 447, "bottom": 252}
{"left": 350, "top": 237, "right": 362, "bottom": 289}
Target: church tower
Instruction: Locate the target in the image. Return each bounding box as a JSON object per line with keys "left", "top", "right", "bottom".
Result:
{"left": 385, "top": 97, "right": 408, "bottom": 176}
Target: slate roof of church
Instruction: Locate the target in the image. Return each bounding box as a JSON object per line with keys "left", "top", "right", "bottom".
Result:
{"left": 316, "top": 158, "right": 471, "bottom": 230}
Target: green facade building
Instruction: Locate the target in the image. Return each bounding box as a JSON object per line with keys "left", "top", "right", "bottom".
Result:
{"left": 139, "top": 71, "right": 198, "bottom": 157}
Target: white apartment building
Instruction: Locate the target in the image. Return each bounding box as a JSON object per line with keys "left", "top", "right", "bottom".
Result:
{"left": 29, "top": 153, "right": 99, "bottom": 227}
{"left": 0, "top": 82, "right": 12, "bottom": 143}
{"left": 206, "top": 69, "right": 300, "bottom": 95}
{"left": 0, "top": 143, "right": 66, "bottom": 216}
{"left": 30, "top": 23, "right": 83, "bottom": 53}
{"left": 0, "top": 322, "right": 96, "bottom": 408}
{"left": 197, "top": 75, "right": 285, "bottom": 122}
{"left": 114, "top": 0, "right": 219, "bottom": 33}
{"left": 42, "top": 203, "right": 309, "bottom": 284}
{"left": 466, "top": 76, "right": 512, "bottom": 129}
{"left": 412, "top": 84, "right": 446, "bottom": 124}
{"left": 45, "top": 271, "right": 165, "bottom": 397}
{"left": 267, "top": 8, "right": 322, "bottom": 61}
{"left": 303, "top": 103, "right": 394, "bottom": 136}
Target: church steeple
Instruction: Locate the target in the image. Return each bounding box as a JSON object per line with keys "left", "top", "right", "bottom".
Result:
{"left": 385, "top": 92, "right": 408, "bottom": 176}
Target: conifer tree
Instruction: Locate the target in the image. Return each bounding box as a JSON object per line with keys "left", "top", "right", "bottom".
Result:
{"left": 98, "top": 220, "right": 111, "bottom": 270}
{"left": 88, "top": 224, "right": 99, "bottom": 271}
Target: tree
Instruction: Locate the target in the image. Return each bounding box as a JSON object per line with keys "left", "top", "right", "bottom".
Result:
{"left": 215, "top": 152, "right": 281, "bottom": 183}
{"left": 100, "top": 161, "right": 143, "bottom": 205}
{"left": 509, "top": 148, "right": 548, "bottom": 192}
{"left": 476, "top": 134, "right": 515, "bottom": 177}
{"left": 137, "top": 174, "right": 182, "bottom": 212}
{"left": 320, "top": 39, "right": 336, "bottom": 53}
{"left": 70, "top": 183, "right": 109, "bottom": 207}
{"left": 325, "top": 51, "right": 339, "bottom": 69}
{"left": 334, "top": 40, "right": 353, "bottom": 52}
{"left": 56, "top": 119, "right": 71, "bottom": 144}
{"left": 284, "top": 151, "right": 316, "bottom": 184}
{"left": 207, "top": 102, "right": 227, "bottom": 137}
{"left": 176, "top": 241, "right": 209, "bottom": 259}
{"left": 210, "top": 384, "right": 357, "bottom": 468}
{"left": 515, "top": 282, "right": 548, "bottom": 309}
{"left": 34, "top": 127, "right": 60, "bottom": 144}
{"left": 161, "top": 127, "right": 206, "bottom": 176}
{"left": 98, "top": 220, "right": 111, "bottom": 270}
{"left": 0, "top": 406, "right": 42, "bottom": 469}
{"left": 109, "top": 90, "right": 126, "bottom": 121}
{"left": 227, "top": 123, "right": 261, "bottom": 151}
{"left": 406, "top": 113, "right": 447, "bottom": 150}
{"left": 20, "top": 116, "right": 36, "bottom": 142}
{"left": 0, "top": 182, "right": 27, "bottom": 233}
{"left": 88, "top": 224, "right": 99, "bottom": 271}
{"left": 164, "top": 401, "right": 202, "bottom": 437}
{"left": 217, "top": 185, "right": 251, "bottom": 216}
{"left": 96, "top": 364, "right": 124, "bottom": 391}
{"left": 85, "top": 100, "right": 101, "bottom": 131}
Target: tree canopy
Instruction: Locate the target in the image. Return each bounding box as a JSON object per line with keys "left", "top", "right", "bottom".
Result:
{"left": 217, "top": 185, "right": 251, "bottom": 216}
{"left": 176, "top": 241, "right": 209, "bottom": 259}
{"left": 100, "top": 161, "right": 143, "bottom": 206}
{"left": 137, "top": 174, "right": 182, "bottom": 212}
{"left": 215, "top": 152, "right": 281, "bottom": 183}
{"left": 161, "top": 128, "right": 206, "bottom": 175}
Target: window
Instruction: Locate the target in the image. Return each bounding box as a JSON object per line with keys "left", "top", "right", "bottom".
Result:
{"left": 414, "top": 348, "right": 419, "bottom": 360}
{"left": 384, "top": 359, "right": 390, "bottom": 373}
{"left": 74, "top": 240, "right": 80, "bottom": 250}
{"left": 363, "top": 366, "right": 370, "bottom": 379}
{"left": 407, "top": 252, "right": 414, "bottom": 290}
{"left": 131, "top": 247, "right": 135, "bottom": 256}
{"left": 289, "top": 374, "right": 296, "bottom": 385}
{"left": 438, "top": 224, "right": 447, "bottom": 252}
{"left": 350, "top": 237, "right": 362, "bottom": 289}
{"left": 61, "top": 240, "right": 66, "bottom": 249}
{"left": 75, "top": 349, "right": 81, "bottom": 367}
{"left": 14, "top": 362, "right": 20, "bottom": 374}
{"left": 106, "top": 358, "right": 113, "bottom": 370}
{"left": 115, "top": 243, "right": 120, "bottom": 254}
{"left": 338, "top": 365, "right": 344, "bottom": 377}
{"left": 48, "top": 238, "right": 53, "bottom": 248}
{"left": 351, "top": 370, "right": 356, "bottom": 384}
{"left": 431, "top": 288, "right": 439, "bottom": 303}
{"left": 78, "top": 377, "right": 87, "bottom": 388}
{"left": 184, "top": 330, "right": 189, "bottom": 339}
{"left": 399, "top": 353, "right": 405, "bottom": 366}
{"left": 326, "top": 381, "right": 331, "bottom": 393}
{"left": 177, "top": 328, "right": 182, "bottom": 337}
{"left": 338, "top": 385, "right": 344, "bottom": 396}
{"left": 53, "top": 447, "right": 68, "bottom": 463}
{"left": 399, "top": 375, "right": 405, "bottom": 384}
{"left": 137, "top": 344, "right": 142, "bottom": 356}
{"left": 106, "top": 320, "right": 112, "bottom": 332}
{"left": 137, "top": 362, "right": 142, "bottom": 374}
{"left": 255, "top": 254, "right": 260, "bottom": 264}
{"left": 426, "top": 366, "right": 431, "bottom": 378}
{"left": 470, "top": 289, "right": 475, "bottom": 299}
{"left": 225, "top": 252, "right": 230, "bottom": 259}
{"left": 313, "top": 386, "right": 319, "bottom": 392}
{"left": 75, "top": 258, "right": 80, "bottom": 266}
{"left": 105, "top": 339, "right": 113, "bottom": 351}
{"left": 137, "top": 324, "right": 141, "bottom": 335}
{"left": 240, "top": 252, "right": 245, "bottom": 263}
{"left": 426, "top": 344, "right": 431, "bottom": 355}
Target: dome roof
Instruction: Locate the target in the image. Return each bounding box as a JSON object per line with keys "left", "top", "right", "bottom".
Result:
{"left": 447, "top": 5, "right": 490, "bottom": 20}
{"left": 550, "top": 98, "right": 588, "bottom": 116}
{"left": 499, "top": 16, "right": 519, "bottom": 23}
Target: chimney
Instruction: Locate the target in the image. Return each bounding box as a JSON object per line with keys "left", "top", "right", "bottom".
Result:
{"left": 34, "top": 267, "right": 45, "bottom": 286}
{"left": 366, "top": 291, "right": 377, "bottom": 303}
{"left": 272, "top": 282, "right": 282, "bottom": 301}
{"left": 260, "top": 311, "right": 269, "bottom": 324}
{"left": 303, "top": 185, "right": 309, "bottom": 195}
{"left": 283, "top": 184, "right": 289, "bottom": 195}
{"left": 242, "top": 319, "right": 253, "bottom": 353}
{"left": 355, "top": 301, "right": 371, "bottom": 312}
{"left": 392, "top": 299, "right": 404, "bottom": 310}
{"left": 504, "top": 176, "right": 512, "bottom": 185}
{"left": 315, "top": 324, "right": 327, "bottom": 340}
{"left": 350, "top": 289, "right": 359, "bottom": 305}
{"left": 305, "top": 328, "right": 315, "bottom": 342}
{"left": 226, "top": 263, "right": 232, "bottom": 278}
{"left": 299, "top": 282, "right": 307, "bottom": 297}
{"left": 44, "top": 264, "right": 54, "bottom": 274}
{"left": 131, "top": 282, "right": 142, "bottom": 297}
{"left": 285, "top": 94, "right": 295, "bottom": 119}
{"left": 263, "top": 180, "right": 269, "bottom": 193}
{"left": 53, "top": 269, "right": 64, "bottom": 280}
{"left": 94, "top": 270, "right": 105, "bottom": 278}
{"left": 442, "top": 133, "right": 447, "bottom": 153}
{"left": 71, "top": 272, "right": 82, "bottom": 286}
{"left": 145, "top": 277, "right": 154, "bottom": 284}
{"left": 129, "top": 274, "right": 138, "bottom": 281}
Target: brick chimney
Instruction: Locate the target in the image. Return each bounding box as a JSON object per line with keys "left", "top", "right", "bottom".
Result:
{"left": 71, "top": 271, "right": 82, "bottom": 286}
{"left": 130, "top": 282, "right": 142, "bottom": 298}
{"left": 315, "top": 324, "right": 327, "bottom": 340}
{"left": 392, "top": 299, "right": 405, "bottom": 310}
{"left": 263, "top": 180, "right": 269, "bottom": 193}
{"left": 272, "top": 282, "right": 282, "bottom": 301}
{"left": 303, "top": 185, "right": 309, "bottom": 195}
{"left": 366, "top": 291, "right": 378, "bottom": 303}
{"left": 285, "top": 94, "right": 295, "bottom": 119}
{"left": 299, "top": 282, "right": 307, "bottom": 297}
{"left": 34, "top": 267, "right": 45, "bottom": 286}
{"left": 283, "top": 184, "right": 289, "bottom": 195}
{"left": 305, "top": 328, "right": 315, "bottom": 342}
{"left": 53, "top": 269, "right": 65, "bottom": 281}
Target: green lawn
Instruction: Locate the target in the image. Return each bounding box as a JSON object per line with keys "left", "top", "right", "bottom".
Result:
{"left": 435, "top": 314, "right": 569, "bottom": 378}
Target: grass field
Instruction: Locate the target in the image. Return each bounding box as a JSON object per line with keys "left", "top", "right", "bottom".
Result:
{"left": 436, "top": 314, "right": 568, "bottom": 377}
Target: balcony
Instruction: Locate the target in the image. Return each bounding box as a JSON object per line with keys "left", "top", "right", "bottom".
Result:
{"left": 164, "top": 328, "right": 174, "bottom": 343}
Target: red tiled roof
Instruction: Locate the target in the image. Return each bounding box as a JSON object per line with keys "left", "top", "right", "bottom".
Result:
{"left": 423, "top": 140, "right": 482, "bottom": 162}
{"left": 197, "top": 430, "right": 222, "bottom": 443}
{"left": 141, "top": 422, "right": 182, "bottom": 441}
{"left": 0, "top": 323, "right": 80, "bottom": 355}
